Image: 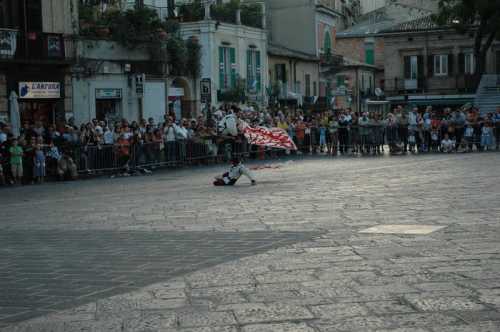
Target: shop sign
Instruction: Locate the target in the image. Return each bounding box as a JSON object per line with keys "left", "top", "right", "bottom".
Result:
{"left": 96, "top": 88, "right": 122, "bottom": 99}
{"left": 19, "top": 82, "right": 61, "bottom": 99}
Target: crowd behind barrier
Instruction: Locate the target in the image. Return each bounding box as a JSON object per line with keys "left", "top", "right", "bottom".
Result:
{"left": 0, "top": 104, "right": 499, "bottom": 186}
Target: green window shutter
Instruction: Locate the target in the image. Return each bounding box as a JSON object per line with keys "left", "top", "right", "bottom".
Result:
{"left": 230, "top": 47, "right": 236, "bottom": 88}
{"left": 247, "top": 50, "right": 252, "bottom": 90}
{"left": 365, "top": 49, "right": 374, "bottom": 65}
{"left": 324, "top": 31, "right": 332, "bottom": 53}
{"left": 256, "top": 50, "right": 261, "bottom": 91}
{"left": 337, "top": 75, "right": 344, "bottom": 87}
{"left": 219, "top": 46, "right": 225, "bottom": 90}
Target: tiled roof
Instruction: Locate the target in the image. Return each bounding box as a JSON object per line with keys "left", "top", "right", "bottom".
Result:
{"left": 337, "top": 3, "right": 435, "bottom": 38}
{"left": 380, "top": 15, "right": 446, "bottom": 33}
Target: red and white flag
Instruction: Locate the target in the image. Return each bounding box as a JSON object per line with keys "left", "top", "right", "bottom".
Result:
{"left": 240, "top": 122, "right": 297, "bottom": 150}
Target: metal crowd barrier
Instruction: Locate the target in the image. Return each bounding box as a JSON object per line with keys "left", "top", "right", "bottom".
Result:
{"left": 47, "top": 127, "right": 500, "bottom": 174}
{"left": 70, "top": 138, "right": 252, "bottom": 174}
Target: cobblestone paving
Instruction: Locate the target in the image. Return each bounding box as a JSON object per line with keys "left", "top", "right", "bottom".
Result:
{"left": 1, "top": 153, "right": 500, "bottom": 331}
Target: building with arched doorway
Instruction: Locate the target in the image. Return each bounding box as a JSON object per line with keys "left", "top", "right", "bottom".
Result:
{"left": 167, "top": 77, "right": 196, "bottom": 120}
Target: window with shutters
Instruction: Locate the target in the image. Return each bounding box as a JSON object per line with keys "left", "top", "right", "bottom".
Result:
{"left": 305, "top": 74, "right": 311, "bottom": 97}
{"left": 365, "top": 42, "right": 375, "bottom": 65}
{"left": 410, "top": 56, "right": 418, "bottom": 79}
{"left": 275, "top": 64, "right": 287, "bottom": 83}
{"left": 434, "top": 55, "right": 448, "bottom": 76}
{"left": 496, "top": 51, "right": 500, "bottom": 74}
{"left": 219, "top": 46, "right": 236, "bottom": 91}
{"left": 464, "top": 53, "right": 475, "bottom": 74}
{"left": 246, "top": 49, "right": 261, "bottom": 92}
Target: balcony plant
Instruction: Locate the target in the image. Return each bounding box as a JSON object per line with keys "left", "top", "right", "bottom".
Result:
{"left": 241, "top": 3, "right": 263, "bottom": 29}
{"left": 178, "top": 0, "right": 204, "bottom": 22}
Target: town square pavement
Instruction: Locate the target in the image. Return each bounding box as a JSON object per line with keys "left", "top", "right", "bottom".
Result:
{"left": 0, "top": 153, "right": 499, "bottom": 331}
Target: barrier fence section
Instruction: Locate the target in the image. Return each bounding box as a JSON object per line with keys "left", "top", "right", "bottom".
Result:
{"left": 42, "top": 125, "right": 499, "bottom": 176}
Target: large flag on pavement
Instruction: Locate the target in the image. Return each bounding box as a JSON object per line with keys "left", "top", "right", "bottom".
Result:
{"left": 240, "top": 122, "right": 297, "bottom": 150}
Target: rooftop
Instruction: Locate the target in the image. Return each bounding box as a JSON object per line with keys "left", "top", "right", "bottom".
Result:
{"left": 336, "top": 2, "right": 433, "bottom": 38}
{"left": 267, "top": 43, "right": 319, "bottom": 62}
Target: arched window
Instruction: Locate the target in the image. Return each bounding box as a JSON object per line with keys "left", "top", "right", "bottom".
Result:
{"left": 323, "top": 30, "right": 332, "bottom": 54}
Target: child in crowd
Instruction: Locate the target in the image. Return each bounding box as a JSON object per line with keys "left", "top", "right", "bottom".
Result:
{"left": 441, "top": 133, "right": 455, "bottom": 153}
{"left": 9, "top": 139, "right": 23, "bottom": 184}
{"left": 33, "top": 144, "right": 46, "bottom": 184}
{"left": 430, "top": 128, "right": 440, "bottom": 152}
{"left": 481, "top": 120, "right": 495, "bottom": 151}
{"left": 319, "top": 122, "right": 327, "bottom": 153}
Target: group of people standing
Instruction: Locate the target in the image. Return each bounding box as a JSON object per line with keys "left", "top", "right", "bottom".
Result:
{"left": 265, "top": 105, "right": 500, "bottom": 156}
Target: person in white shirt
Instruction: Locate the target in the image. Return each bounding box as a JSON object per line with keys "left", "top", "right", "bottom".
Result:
{"left": 214, "top": 157, "right": 256, "bottom": 186}
{"left": 103, "top": 127, "right": 114, "bottom": 145}
{"left": 441, "top": 133, "right": 455, "bottom": 153}
{"left": 163, "top": 117, "right": 178, "bottom": 163}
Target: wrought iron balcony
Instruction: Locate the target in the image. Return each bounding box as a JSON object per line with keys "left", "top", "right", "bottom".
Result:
{"left": 0, "top": 28, "right": 75, "bottom": 63}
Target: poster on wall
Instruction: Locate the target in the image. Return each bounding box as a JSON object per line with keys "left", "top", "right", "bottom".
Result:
{"left": 47, "top": 35, "right": 63, "bottom": 58}
{"left": 19, "top": 82, "right": 61, "bottom": 99}
{"left": 0, "top": 29, "right": 18, "bottom": 58}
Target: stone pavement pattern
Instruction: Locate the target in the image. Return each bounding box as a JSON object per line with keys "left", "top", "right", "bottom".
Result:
{"left": 0, "top": 153, "right": 500, "bottom": 331}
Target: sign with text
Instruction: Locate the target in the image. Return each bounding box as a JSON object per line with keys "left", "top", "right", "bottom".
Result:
{"left": 19, "top": 82, "right": 61, "bottom": 99}
{"left": 200, "top": 78, "right": 211, "bottom": 103}
{"left": 96, "top": 88, "right": 122, "bottom": 99}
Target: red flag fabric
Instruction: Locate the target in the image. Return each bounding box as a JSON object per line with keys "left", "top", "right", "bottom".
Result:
{"left": 242, "top": 124, "right": 297, "bottom": 150}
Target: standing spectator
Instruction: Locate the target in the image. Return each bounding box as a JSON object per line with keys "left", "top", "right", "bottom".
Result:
{"left": 319, "top": 120, "right": 327, "bottom": 153}
{"left": 103, "top": 126, "right": 114, "bottom": 145}
{"left": 23, "top": 141, "right": 35, "bottom": 184}
{"left": 385, "top": 113, "right": 399, "bottom": 154}
{"left": 481, "top": 118, "right": 495, "bottom": 151}
{"left": 295, "top": 120, "right": 306, "bottom": 153}
{"left": 33, "top": 144, "right": 46, "bottom": 184}
{"left": 176, "top": 119, "right": 189, "bottom": 163}
{"left": 422, "top": 108, "right": 432, "bottom": 152}
{"left": 358, "top": 112, "right": 370, "bottom": 154}
{"left": 452, "top": 108, "right": 466, "bottom": 149}
{"left": 116, "top": 134, "right": 131, "bottom": 175}
{"left": 164, "top": 117, "right": 178, "bottom": 164}
{"left": 397, "top": 110, "right": 409, "bottom": 153}
{"left": 9, "top": 138, "right": 23, "bottom": 185}
{"left": 338, "top": 113, "right": 350, "bottom": 155}
{"left": 494, "top": 106, "right": 500, "bottom": 150}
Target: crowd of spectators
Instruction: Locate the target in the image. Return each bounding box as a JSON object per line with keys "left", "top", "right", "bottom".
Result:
{"left": 0, "top": 104, "right": 499, "bottom": 186}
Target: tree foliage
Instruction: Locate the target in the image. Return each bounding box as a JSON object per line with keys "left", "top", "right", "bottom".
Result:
{"left": 434, "top": 0, "right": 500, "bottom": 75}
{"left": 185, "top": 37, "right": 201, "bottom": 79}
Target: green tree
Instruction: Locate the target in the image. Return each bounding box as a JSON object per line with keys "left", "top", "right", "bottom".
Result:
{"left": 185, "top": 37, "right": 201, "bottom": 79}
{"left": 434, "top": 0, "right": 500, "bottom": 77}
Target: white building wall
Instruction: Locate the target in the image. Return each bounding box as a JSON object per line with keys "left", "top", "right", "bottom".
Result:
{"left": 180, "top": 21, "right": 268, "bottom": 106}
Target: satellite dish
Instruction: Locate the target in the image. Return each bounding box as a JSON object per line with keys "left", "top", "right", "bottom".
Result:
{"left": 375, "top": 88, "right": 384, "bottom": 97}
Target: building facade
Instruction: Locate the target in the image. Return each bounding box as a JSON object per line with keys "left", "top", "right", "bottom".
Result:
{"left": 266, "top": 0, "right": 347, "bottom": 109}
{"left": 178, "top": 3, "right": 268, "bottom": 108}
{"left": 72, "top": 39, "right": 168, "bottom": 125}
{"left": 0, "top": 0, "right": 78, "bottom": 127}
{"left": 380, "top": 15, "right": 500, "bottom": 108}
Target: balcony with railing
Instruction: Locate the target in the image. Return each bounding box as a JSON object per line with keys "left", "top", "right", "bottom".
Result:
{"left": 384, "top": 75, "right": 479, "bottom": 96}
{"left": 0, "top": 29, "right": 75, "bottom": 63}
